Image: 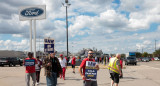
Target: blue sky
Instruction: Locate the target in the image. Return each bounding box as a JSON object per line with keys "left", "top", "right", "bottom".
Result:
{"left": 0, "top": 0, "right": 160, "bottom": 54}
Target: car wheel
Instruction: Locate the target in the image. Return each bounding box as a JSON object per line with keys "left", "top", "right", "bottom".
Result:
{"left": 9, "top": 63, "right": 13, "bottom": 67}
{"left": 20, "top": 63, "right": 22, "bottom": 66}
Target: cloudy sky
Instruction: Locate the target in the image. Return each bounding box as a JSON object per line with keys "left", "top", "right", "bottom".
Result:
{"left": 0, "top": 0, "right": 160, "bottom": 54}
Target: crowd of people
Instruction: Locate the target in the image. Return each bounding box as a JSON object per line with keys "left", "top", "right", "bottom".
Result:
{"left": 23, "top": 50, "right": 123, "bottom": 86}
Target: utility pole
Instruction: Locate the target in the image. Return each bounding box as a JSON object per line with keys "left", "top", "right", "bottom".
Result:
{"left": 62, "top": 0, "right": 71, "bottom": 58}
{"left": 155, "top": 40, "right": 157, "bottom": 51}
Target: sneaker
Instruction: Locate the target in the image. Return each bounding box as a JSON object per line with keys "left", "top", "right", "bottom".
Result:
{"left": 63, "top": 78, "right": 65, "bottom": 80}
{"left": 36, "top": 82, "right": 39, "bottom": 85}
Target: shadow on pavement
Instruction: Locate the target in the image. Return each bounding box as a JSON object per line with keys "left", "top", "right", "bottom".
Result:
{"left": 40, "top": 82, "right": 65, "bottom": 85}
{"left": 122, "top": 77, "right": 137, "bottom": 79}
{"left": 65, "top": 77, "right": 82, "bottom": 81}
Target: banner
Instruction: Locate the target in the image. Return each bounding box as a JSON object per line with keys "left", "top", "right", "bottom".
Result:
{"left": 85, "top": 61, "right": 98, "bottom": 81}
{"left": 25, "top": 59, "right": 35, "bottom": 66}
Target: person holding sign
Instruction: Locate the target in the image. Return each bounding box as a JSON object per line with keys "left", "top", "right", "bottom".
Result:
{"left": 44, "top": 53, "right": 62, "bottom": 86}
{"left": 23, "top": 52, "right": 37, "bottom": 86}
{"left": 108, "top": 53, "right": 122, "bottom": 86}
{"left": 79, "top": 50, "right": 99, "bottom": 86}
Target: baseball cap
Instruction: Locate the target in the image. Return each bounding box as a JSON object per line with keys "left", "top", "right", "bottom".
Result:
{"left": 59, "top": 54, "right": 63, "bottom": 57}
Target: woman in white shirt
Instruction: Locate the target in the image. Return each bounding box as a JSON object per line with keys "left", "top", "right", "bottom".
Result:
{"left": 59, "top": 54, "right": 67, "bottom": 80}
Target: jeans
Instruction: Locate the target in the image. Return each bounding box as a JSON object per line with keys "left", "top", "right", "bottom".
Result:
{"left": 25, "top": 73, "right": 36, "bottom": 86}
{"left": 36, "top": 71, "right": 40, "bottom": 83}
{"left": 46, "top": 72, "right": 57, "bottom": 86}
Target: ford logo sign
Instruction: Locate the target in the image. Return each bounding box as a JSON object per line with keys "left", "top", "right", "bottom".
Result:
{"left": 20, "top": 7, "right": 44, "bottom": 17}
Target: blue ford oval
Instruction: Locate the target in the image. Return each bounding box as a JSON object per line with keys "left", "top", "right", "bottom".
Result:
{"left": 21, "top": 7, "right": 44, "bottom": 17}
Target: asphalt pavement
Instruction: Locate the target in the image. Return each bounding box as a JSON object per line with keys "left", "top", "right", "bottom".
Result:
{"left": 0, "top": 61, "right": 160, "bottom": 86}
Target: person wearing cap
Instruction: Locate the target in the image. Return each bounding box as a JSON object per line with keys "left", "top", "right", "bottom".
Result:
{"left": 58, "top": 54, "right": 67, "bottom": 80}
{"left": 35, "top": 56, "right": 42, "bottom": 85}
{"left": 23, "top": 52, "right": 37, "bottom": 86}
{"left": 71, "top": 56, "right": 76, "bottom": 73}
{"left": 44, "top": 53, "right": 62, "bottom": 86}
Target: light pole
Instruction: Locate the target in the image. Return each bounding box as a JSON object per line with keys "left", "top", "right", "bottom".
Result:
{"left": 62, "top": 0, "right": 71, "bottom": 58}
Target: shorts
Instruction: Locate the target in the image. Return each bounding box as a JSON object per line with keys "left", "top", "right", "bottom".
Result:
{"left": 83, "top": 80, "right": 97, "bottom": 86}
{"left": 72, "top": 65, "right": 75, "bottom": 68}
{"left": 110, "top": 72, "right": 119, "bottom": 83}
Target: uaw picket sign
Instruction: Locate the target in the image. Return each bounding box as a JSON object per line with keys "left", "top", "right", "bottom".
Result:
{"left": 85, "top": 61, "right": 98, "bottom": 81}
{"left": 25, "top": 59, "right": 35, "bottom": 66}
{"left": 19, "top": 5, "right": 46, "bottom": 20}
{"left": 44, "top": 38, "right": 54, "bottom": 54}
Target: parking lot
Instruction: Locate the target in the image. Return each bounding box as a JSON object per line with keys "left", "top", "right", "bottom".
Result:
{"left": 0, "top": 61, "right": 160, "bottom": 86}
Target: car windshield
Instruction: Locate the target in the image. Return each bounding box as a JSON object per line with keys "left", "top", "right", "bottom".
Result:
{"left": 127, "top": 57, "right": 136, "bottom": 59}
{"left": 0, "top": 58, "right": 6, "bottom": 60}
{"left": 142, "top": 58, "right": 147, "bottom": 59}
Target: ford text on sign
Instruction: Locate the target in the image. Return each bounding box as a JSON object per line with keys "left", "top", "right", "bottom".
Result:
{"left": 19, "top": 5, "right": 46, "bottom": 21}
{"left": 20, "top": 8, "right": 44, "bottom": 17}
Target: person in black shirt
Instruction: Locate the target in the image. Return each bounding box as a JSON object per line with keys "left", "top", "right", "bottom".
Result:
{"left": 44, "top": 53, "right": 62, "bottom": 86}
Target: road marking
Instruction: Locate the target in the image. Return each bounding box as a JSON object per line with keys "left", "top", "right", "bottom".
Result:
{"left": 141, "top": 65, "right": 160, "bottom": 70}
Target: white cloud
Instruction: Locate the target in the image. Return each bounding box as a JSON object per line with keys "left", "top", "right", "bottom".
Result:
{"left": 158, "top": 25, "right": 160, "bottom": 31}
{"left": 12, "top": 34, "right": 23, "bottom": 37}
{"left": 143, "top": 40, "right": 151, "bottom": 45}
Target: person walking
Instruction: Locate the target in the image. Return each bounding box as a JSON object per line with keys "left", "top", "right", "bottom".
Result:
{"left": 71, "top": 56, "right": 76, "bottom": 73}
{"left": 119, "top": 58, "right": 123, "bottom": 78}
{"left": 44, "top": 53, "right": 62, "bottom": 86}
{"left": 23, "top": 52, "right": 37, "bottom": 86}
{"left": 35, "top": 56, "right": 42, "bottom": 85}
{"left": 108, "top": 54, "right": 122, "bottom": 86}
{"left": 79, "top": 50, "right": 99, "bottom": 86}
{"left": 58, "top": 54, "right": 67, "bottom": 80}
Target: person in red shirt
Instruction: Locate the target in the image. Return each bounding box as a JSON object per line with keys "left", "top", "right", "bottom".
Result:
{"left": 79, "top": 50, "right": 99, "bottom": 86}
{"left": 71, "top": 56, "right": 76, "bottom": 73}
{"left": 23, "top": 52, "right": 37, "bottom": 86}
{"left": 119, "top": 58, "right": 123, "bottom": 78}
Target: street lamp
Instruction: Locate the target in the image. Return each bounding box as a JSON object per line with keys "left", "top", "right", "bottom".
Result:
{"left": 62, "top": 0, "right": 71, "bottom": 58}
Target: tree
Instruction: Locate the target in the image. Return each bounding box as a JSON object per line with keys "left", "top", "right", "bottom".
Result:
{"left": 121, "top": 54, "right": 126, "bottom": 59}
{"left": 136, "top": 52, "right": 142, "bottom": 58}
{"left": 142, "top": 52, "right": 148, "bottom": 57}
{"left": 153, "top": 48, "right": 160, "bottom": 57}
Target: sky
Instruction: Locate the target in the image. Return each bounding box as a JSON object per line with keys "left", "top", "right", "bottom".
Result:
{"left": 0, "top": 0, "right": 160, "bottom": 54}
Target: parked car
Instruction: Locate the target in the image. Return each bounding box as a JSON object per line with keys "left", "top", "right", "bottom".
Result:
{"left": 141, "top": 57, "right": 150, "bottom": 62}
{"left": 154, "top": 57, "right": 160, "bottom": 61}
{"left": 0, "top": 57, "right": 23, "bottom": 67}
{"left": 125, "top": 57, "right": 137, "bottom": 65}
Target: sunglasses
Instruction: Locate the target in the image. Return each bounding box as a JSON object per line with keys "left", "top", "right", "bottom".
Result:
{"left": 88, "top": 53, "right": 94, "bottom": 55}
